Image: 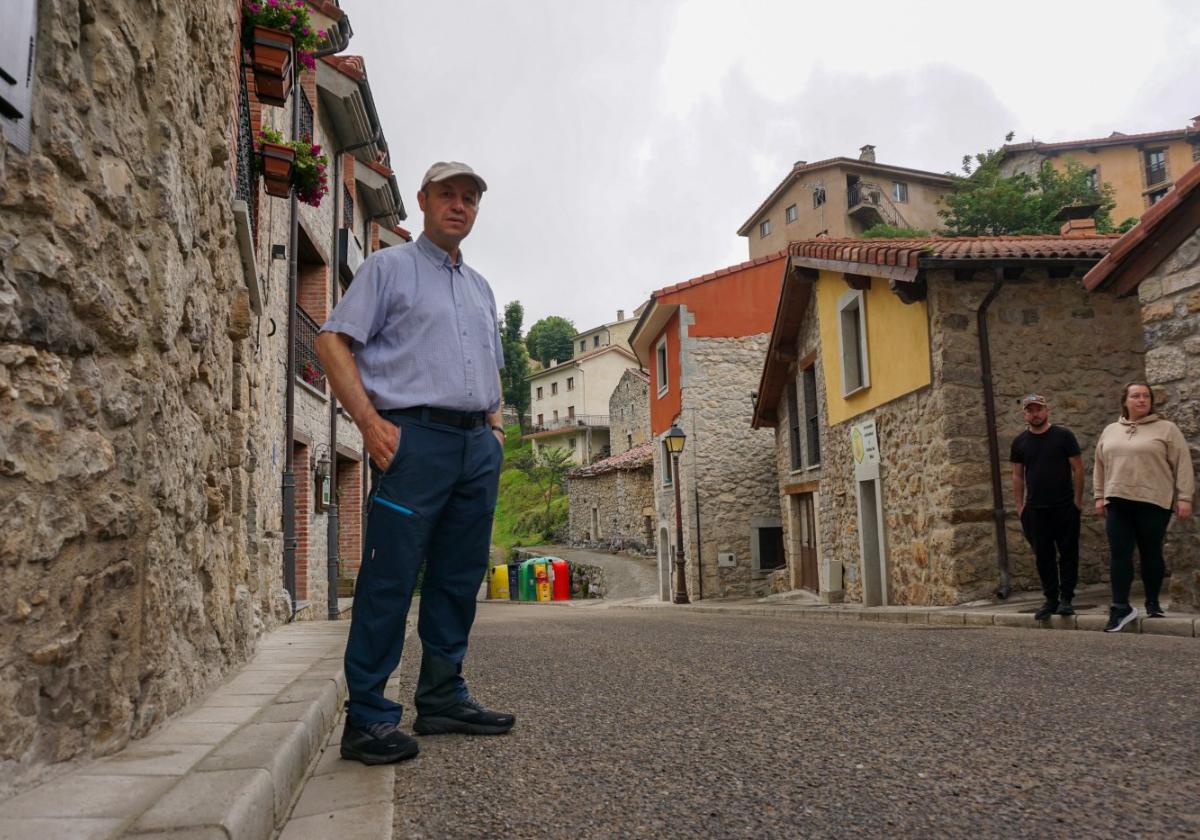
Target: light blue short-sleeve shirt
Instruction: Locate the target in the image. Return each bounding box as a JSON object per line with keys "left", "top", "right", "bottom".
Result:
{"left": 320, "top": 234, "right": 505, "bottom": 413}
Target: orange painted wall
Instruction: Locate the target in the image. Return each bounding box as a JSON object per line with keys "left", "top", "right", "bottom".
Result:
{"left": 649, "top": 256, "right": 786, "bottom": 434}
{"left": 657, "top": 258, "right": 785, "bottom": 338}
{"left": 649, "top": 310, "right": 681, "bottom": 435}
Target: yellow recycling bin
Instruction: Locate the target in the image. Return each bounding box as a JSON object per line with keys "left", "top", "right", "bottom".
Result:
{"left": 534, "top": 560, "right": 551, "bottom": 602}
{"left": 488, "top": 565, "right": 510, "bottom": 600}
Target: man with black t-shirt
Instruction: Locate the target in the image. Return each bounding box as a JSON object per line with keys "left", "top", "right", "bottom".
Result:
{"left": 1010, "top": 394, "right": 1084, "bottom": 620}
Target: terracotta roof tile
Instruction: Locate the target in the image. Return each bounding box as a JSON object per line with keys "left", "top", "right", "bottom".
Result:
{"left": 1083, "top": 160, "right": 1200, "bottom": 293}
{"left": 567, "top": 442, "right": 654, "bottom": 478}
{"left": 1004, "top": 125, "right": 1198, "bottom": 155}
{"left": 651, "top": 251, "right": 787, "bottom": 299}
{"left": 319, "top": 54, "right": 366, "bottom": 81}
{"left": 788, "top": 235, "right": 1119, "bottom": 266}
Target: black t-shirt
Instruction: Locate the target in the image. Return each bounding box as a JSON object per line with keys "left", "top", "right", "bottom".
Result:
{"left": 1010, "top": 425, "right": 1081, "bottom": 508}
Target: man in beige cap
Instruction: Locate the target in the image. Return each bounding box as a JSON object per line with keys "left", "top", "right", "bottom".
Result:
{"left": 317, "top": 161, "right": 514, "bottom": 766}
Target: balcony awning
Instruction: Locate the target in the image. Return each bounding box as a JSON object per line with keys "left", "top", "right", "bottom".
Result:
{"left": 355, "top": 161, "right": 404, "bottom": 228}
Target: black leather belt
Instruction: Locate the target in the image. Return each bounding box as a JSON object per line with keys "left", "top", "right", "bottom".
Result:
{"left": 385, "top": 406, "right": 487, "bottom": 429}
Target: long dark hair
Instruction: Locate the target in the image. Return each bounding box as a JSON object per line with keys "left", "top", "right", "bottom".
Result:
{"left": 1120, "top": 382, "right": 1155, "bottom": 420}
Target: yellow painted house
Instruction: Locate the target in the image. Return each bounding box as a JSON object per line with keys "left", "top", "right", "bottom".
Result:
{"left": 751, "top": 234, "right": 1145, "bottom": 607}
{"left": 1000, "top": 117, "right": 1200, "bottom": 224}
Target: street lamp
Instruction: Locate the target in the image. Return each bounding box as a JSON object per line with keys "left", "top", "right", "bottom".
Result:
{"left": 664, "top": 425, "right": 690, "bottom": 604}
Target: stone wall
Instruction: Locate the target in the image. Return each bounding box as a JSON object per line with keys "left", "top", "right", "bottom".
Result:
{"left": 609, "top": 368, "right": 649, "bottom": 453}
{"left": 0, "top": 0, "right": 282, "bottom": 793}
{"left": 566, "top": 466, "right": 654, "bottom": 552}
{"left": 657, "top": 334, "right": 779, "bottom": 598}
{"left": 1137, "top": 228, "right": 1200, "bottom": 610}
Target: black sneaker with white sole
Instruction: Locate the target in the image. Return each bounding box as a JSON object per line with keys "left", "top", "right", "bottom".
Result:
{"left": 340, "top": 719, "right": 419, "bottom": 765}
{"left": 1145, "top": 601, "right": 1166, "bottom": 618}
{"left": 1103, "top": 604, "right": 1138, "bottom": 633}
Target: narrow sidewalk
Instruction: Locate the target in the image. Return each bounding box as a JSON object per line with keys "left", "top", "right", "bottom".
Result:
{"left": 0, "top": 621, "right": 351, "bottom": 839}
{"left": 624, "top": 583, "right": 1199, "bottom": 638}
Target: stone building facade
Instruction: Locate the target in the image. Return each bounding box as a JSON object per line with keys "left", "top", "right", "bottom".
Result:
{"left": 566, "top": 368, "right": 654, "bottom": 551}
{"left": 755, "top": 236, "right": 1145, "bottom": 606}
{"left": 0, "top": 0, "right": 278, "bottom": 793}
{"left": 0, "top": 0, "right": 406, "bottom": 793}
{"left": 629, "top": 254, "right": 786, "bottom": 600}
{"left": 1084, "top": 161, "right": 1200, "bottom": 610}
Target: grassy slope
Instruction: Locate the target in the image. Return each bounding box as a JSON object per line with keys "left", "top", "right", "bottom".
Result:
{"left": 492, "top": 423, "right": 568, "bottom": 558}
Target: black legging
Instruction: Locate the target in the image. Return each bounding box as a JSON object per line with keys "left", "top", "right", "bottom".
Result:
{"left": 1105, "top": 497, "right": 1172, "bottom": 606}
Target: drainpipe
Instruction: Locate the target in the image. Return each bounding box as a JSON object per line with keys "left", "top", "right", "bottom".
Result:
{"left": 283, "top": 26, "right": 352, "bottom": 618}
{"left": 325, "top": 149, "right": 342, "bottom": 621}
{"left": 977, "top": 269, "right": 1011, "bottom": 599}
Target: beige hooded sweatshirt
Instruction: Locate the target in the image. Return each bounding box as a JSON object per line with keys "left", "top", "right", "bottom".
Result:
{"left": 1093, "top": 414, "right": 1195, "bottom": 510}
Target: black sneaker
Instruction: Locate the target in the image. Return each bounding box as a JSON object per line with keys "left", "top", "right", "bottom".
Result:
{"left": 339, "top": 719, "right": 419, "bottom": 765}
{"left": 413, "top": 694, "right": 516, "bottom": 736}
{"left": 1033, "top": 600, "right": 1057, "bottom": 621}
{"left": 1145, "top": 601, "right": 1166, "bottom": 618}
{"left": 1103, "top": 604, "right": 1138, "bottom": 633}
{"left": 1056, "top": 599, "right": 1075, "bottom": 616}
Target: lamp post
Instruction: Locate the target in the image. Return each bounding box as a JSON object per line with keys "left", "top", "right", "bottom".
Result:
{"left": 664, "top": 424, "right": 689, "bottom": 604}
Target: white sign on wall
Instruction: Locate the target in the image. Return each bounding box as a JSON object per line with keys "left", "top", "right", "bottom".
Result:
{"left": 851, "top": 419, "right": 881, "bottom": 481}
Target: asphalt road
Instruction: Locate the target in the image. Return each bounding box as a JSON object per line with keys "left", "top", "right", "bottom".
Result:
{"left": 392, "top": 604, "right": 1200, "bottom": 838}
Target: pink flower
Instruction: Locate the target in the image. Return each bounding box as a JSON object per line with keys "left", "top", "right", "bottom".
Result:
{"left": 318, "top": 29, "right": 327, "bottom": 39}
{"left": 302, "top": 25, "right": 310, "bottom": 35}
{"left": 267, "top": 0, "right": 277, "bottom": 7}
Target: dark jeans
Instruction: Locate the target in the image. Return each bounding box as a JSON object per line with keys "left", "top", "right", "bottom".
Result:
{"left": 344, "top": 414, "right": 502, "bottom": 726}
{"left": 1104, "top": 497, "right": 1172, "bottom": 607}
{"left": 1020, "top": 503, "right": 1080, "bottom": 602}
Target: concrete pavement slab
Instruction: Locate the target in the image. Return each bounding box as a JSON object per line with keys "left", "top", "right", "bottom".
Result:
{"left": 964, "top": 612, "right": 997, "bottom": 627}
{"left": 279, "top": 801, "right": 393, "bottom": 840}
{"left": 0, "top": 773, "right": 175, "bottom": 818}
{"left": 125, "top": 827, "right": 228, "bottom": 839}
{"left": 928, "top": 611, "right": 966, "bottom": 625}
{"left": 993, "top": 613, "right": 1039, "bottom": 629}
{"left": 1076, "top": 614, "right": 1110, "bottom": 632}
{"left": 145, "top": 721, "right": 242, "bottom": 746}
{"left": 904, "top": 611, "right": 929, "bottom": 624}
{"left": 130, "top": 768, "right": 273, "bottom": 840}
{"left": 178, "top": 704, "right": 261, "bottom": 725}
{"left": 0, "top": 817, "right": 123, "bottom": 840}
{"left": 289, "top": 764, "right": 393, "bottom": 819}
{"left": 79, "top": 742, "right": 212, "bottom": 777}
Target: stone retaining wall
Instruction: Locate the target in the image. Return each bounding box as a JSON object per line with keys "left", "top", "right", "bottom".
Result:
{"left": 1137, "top": 228, "right": 1200, "bottom": 610}
{"left": 567, "top": 467, "right": 654, "bottom": 553}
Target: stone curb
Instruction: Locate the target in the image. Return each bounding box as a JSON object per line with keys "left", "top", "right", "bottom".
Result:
{"left": 0, "top": 624, "right": 349, "bottom": 840}
{"left": 617, "top": 602, "right": 1199, "bottom": 638}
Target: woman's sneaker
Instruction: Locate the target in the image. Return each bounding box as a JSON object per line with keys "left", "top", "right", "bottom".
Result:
{"left": 1104, "top": 604, "right": 1138, "bottom": 633}
{"left": 1145, "top": 601, "right": 1166, "bottom": 618}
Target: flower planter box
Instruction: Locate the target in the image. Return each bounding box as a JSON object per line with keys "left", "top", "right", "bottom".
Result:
{"left": 260, "top": 141, "right": 296, "bottom": 198}
{"left": 250, "top": 25, "right": 293, "bottom": 107}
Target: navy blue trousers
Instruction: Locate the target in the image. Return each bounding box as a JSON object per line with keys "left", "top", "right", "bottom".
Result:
{"left": 344, "top": 413, "right": 501, "bottom": 726}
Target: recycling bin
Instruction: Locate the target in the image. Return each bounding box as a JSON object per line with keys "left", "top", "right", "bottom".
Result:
{"left": 534, "top": 560, "right": 551, "bottom": 602}
{"left": 488, "top": 565, "right": 509, "bottom": 600}
{"left": 507, "top": 562, "right": 521, "bottom": 601}
{"left": 518, "top": 558, "right": 539, "bottom": 601}
{"left": 548, "top": 558, "right": 571, "bottom": 601}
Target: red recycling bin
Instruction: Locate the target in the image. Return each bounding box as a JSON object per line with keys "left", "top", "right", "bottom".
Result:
{"left": 549, "top": 558, "right": 571, "bottom": 600}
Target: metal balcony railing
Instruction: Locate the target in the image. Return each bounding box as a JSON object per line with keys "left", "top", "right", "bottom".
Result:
{"left": 342, "top": 183, "right": 354, "bottom": 230}
{"left": 528, "top": 414, "right": 609, "bottom": 434}
{"left": 847, "top": 180, "right": 909, "bottom": 229}
{"left": 295, "top": 307, "right": 326, "bottom": 391}
{"left": 235, "top": 70, "right": 258, "bottom": 241}
{"left": 299, "top": 87, "right": 314, "bottom": 142}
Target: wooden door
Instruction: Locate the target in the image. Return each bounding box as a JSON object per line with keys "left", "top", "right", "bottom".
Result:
{"left": 796, "top": 493, "right": 819, "bottom": 593}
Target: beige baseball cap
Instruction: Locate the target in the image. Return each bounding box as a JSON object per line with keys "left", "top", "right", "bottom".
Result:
{"left": 1021, "top": 393, "right": 1048, "bottom": 407}
{"left": 420, "top": 161, "right": 487, "bottom": 194}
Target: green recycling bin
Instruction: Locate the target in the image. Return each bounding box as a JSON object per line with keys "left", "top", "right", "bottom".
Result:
{"left": 518, "top": 558, "right": 540, "bottom": 601}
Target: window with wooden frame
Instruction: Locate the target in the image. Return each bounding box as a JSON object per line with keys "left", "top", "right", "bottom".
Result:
{"left": 802, "top": 364, "right": 820, "bottom": 466}
{"left": 787, "top": 381, "right": 802, "bottom": 470}
{"left": 891, "top": 181, "right": 908, "bottom": 203}
{"left": 655, "top": 337, "right": 669, "bottom": 396}
{"left": 785, "top": 203, "right": 798, "bottom": 224}
{"left": 837, "top": 289, "right": 870, "bottom": 396}
{"left": 759, "top": 219, "right": 772, "bottom": 238}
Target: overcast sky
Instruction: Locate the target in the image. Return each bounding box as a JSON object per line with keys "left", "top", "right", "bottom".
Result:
{"left": 345, "top": 0, "right": 1200, "bottom": 331}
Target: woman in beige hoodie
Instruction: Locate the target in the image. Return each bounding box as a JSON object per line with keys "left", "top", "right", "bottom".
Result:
{"left": 1093, "top": 383, "right": 1194, "bottom": 632}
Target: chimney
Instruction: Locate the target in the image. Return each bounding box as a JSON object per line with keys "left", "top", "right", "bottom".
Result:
{"left": 793, "top": 160, "right": 807, "bottom": 171}
{"left": 1060, "top": 218, "right": 1097, "bottom": 237}
{"left": 1055, "top": 203, "right": 1101, "bottom": 237}
{"left": 1192, "top": 114, "right": 1200, "bottom": 130}
{"left": 859, "top": 144, "right": 876, "bottom": 162}
{"left": 617, "top": 309, "right": 624, "bottom": 321}
{"left": 549, "top": 358, "right": 557, "bottom": 367}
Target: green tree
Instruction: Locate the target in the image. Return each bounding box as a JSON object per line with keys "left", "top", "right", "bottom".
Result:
{"left": 938, "top": 138, "right": 1117, "bottom": 236}
{"left": 499, "top": 301, "right": 531, "bottom": 428}
{"left": 525, "top": 315, "right": 576, "bottom": 367}
{"left": 509, "top": 446, "right": 573, "bottom": 517}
